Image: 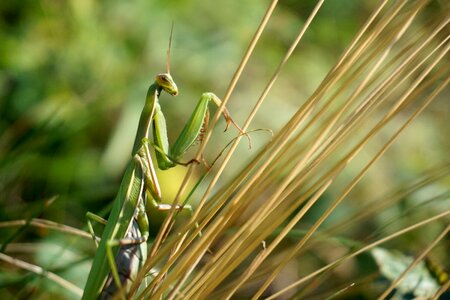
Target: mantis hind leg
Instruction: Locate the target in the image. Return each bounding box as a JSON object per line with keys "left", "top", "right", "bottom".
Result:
{"left": 86, "top": 212, "right": 108, "bottom": 248}
{"left": 145, "top": 196, "right": 194, "bottom": 236}
{"left": 145, "top": 194, "right": 204, "bottom": 241}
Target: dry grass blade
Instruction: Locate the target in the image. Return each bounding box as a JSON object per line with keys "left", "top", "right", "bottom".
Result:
{"left": 433, "top": 280, "right": 450, "bottom": 300}
{"left": 0, "top": 252, "right": 83, "bottom": 297}
{"left": 0, "top": 218, "right": 92, "bottom": 240}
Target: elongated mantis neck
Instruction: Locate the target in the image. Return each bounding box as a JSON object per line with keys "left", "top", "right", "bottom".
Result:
{"left": 132, "top": 82, "right": 162, "bottom": 154}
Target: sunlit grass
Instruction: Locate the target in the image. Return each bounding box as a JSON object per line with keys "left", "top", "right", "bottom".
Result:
{"left": 129, "top": 0, "right": 449, "bottom": 299}
{"left": 0, "top": 0, "right": 448, "bottom": 299}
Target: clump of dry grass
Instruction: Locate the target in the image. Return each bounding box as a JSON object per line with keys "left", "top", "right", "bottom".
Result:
{"left": 125, "top": 0, "right": 449, "bottom": 299}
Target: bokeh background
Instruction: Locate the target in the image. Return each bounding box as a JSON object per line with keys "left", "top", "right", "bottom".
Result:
{"left": 0, "top": 0, "right": 448, "bottom": 298}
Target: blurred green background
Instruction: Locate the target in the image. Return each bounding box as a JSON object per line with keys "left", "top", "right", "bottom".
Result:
{"left": 0, "top": 0, "right": 448, "bottom": 298}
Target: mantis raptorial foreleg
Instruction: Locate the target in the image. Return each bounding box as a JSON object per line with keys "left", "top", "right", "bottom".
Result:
{"left": 152, "top": 90, "right": 250, "bottom": 170}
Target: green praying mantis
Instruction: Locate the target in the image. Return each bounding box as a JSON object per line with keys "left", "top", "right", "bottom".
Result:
{"left": 81, "top": 36, "right": 248, "bottom": 299}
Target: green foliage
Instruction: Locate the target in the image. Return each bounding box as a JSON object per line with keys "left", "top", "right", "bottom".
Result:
{"left": 0, "top": 1, "right": 448, "bottom": 298}
{"left": 372, "top": 247, "right": 441, "bottom": 298}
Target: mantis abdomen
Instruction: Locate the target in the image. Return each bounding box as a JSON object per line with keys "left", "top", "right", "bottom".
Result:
{"left": 101, "top": 220, "right": 147, "bottom": 300}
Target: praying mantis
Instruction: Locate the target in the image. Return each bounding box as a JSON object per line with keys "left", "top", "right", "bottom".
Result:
{"left": 81, "top": 39, "right": 247, "bottom": 299}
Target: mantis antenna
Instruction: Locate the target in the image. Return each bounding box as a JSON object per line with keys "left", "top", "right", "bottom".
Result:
{"left": 166, "top": 23, "right": 174, "bottom": 74}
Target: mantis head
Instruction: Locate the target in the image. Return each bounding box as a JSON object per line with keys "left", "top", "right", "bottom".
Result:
{"left": 156, "top": 73, "right": 178, "bottom": 96}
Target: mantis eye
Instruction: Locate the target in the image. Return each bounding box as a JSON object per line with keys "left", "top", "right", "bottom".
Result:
{"left": 161, "top": 76, "right": 169, "bottom": 82}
